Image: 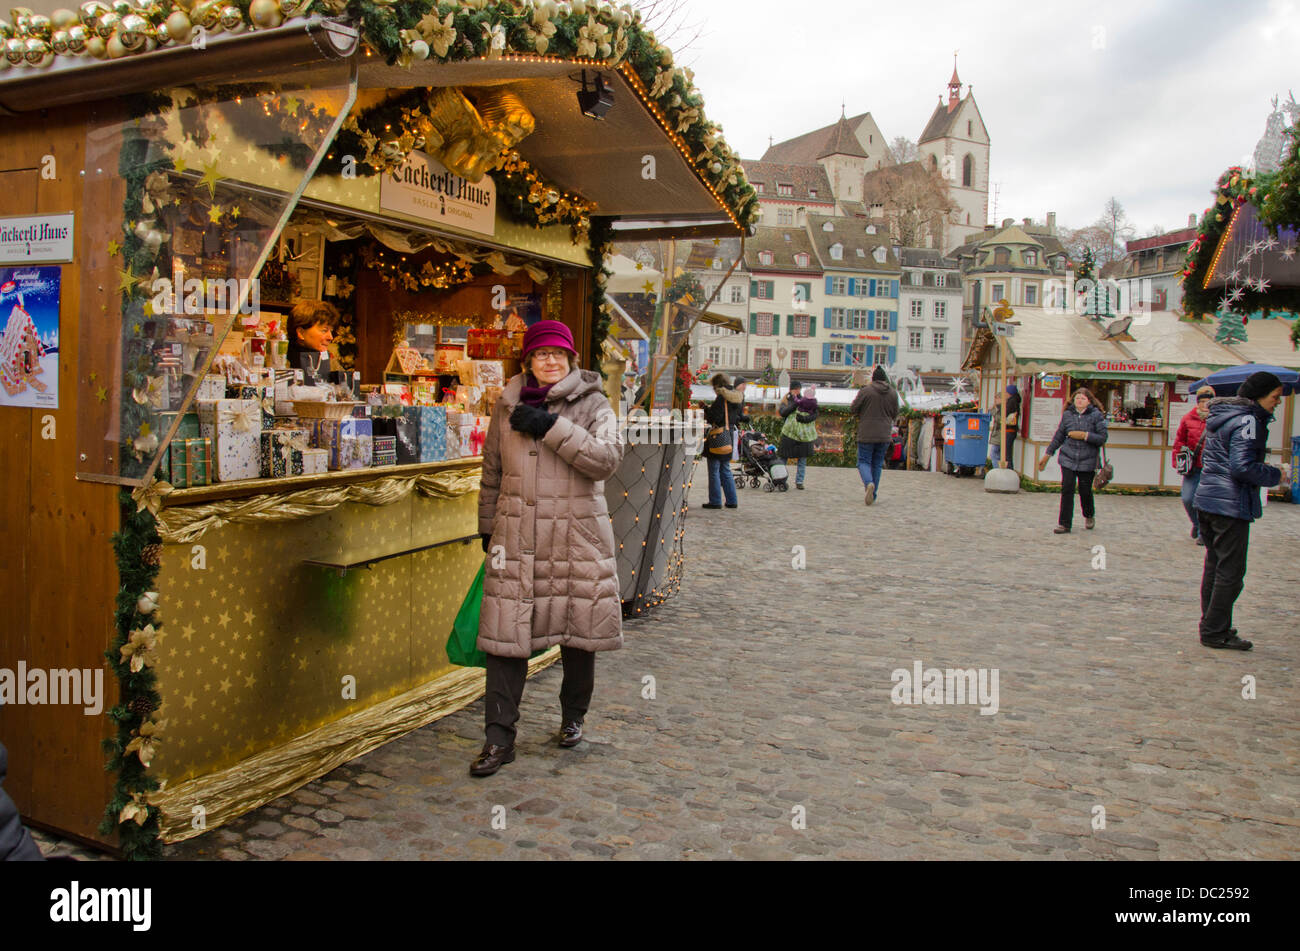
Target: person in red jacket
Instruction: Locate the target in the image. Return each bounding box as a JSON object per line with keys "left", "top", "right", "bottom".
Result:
{"left": 1172, "top": 385, "right": 1214, "bottom": 545}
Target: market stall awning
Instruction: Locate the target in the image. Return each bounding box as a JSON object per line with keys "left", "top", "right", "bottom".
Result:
{"left": 674, "top": 303, "right": 744, "bottom": 334}
{"left": 606, "top": 254, "right": 662, "bottom": 294}
{"left": 1205, "top": 313, "right": 1300, "bottom": 369}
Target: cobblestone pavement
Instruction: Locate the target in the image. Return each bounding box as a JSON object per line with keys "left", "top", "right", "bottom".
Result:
{"left": 42, "top": 467, "right": 1300, "bottom": 860}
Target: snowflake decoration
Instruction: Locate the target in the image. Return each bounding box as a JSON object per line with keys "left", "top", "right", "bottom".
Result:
{"left": 1262, "top": 234, "right": 1279, "bottom": 252}
{"left": 1227, "top": 268, "right": 1241, "bottom": 282}
{"left": 1228, "top": 286, "right": 1246, "bottom": 303}
{"left": 1281, "top": 245, "right": 1297, "bottom": 261}
{"left": 1255, "top": 277, "right": 1271, "bottom": 293}
{"left": 1220, "top": 295, "right": 1234, "bottom": 311}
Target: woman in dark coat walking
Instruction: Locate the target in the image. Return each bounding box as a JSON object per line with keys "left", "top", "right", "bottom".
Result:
{"left": 778, "top": 382, "right": 818, "bottom": 489}
{"left": 1038, "top": 387, "right": 1108, "bottom": 533}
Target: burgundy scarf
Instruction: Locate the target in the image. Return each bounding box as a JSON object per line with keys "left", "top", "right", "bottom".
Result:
{"left": 520, "top": 373, "right": 555, "bottom": 408}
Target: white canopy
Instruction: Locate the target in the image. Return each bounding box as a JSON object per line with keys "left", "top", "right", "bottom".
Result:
{"left": 606, "top": 254, "right": 663, "bottom": 295}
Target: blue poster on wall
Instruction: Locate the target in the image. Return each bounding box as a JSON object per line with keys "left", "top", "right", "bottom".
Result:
{"left": 0, "top": 265, "right": 60, "bottom": 409}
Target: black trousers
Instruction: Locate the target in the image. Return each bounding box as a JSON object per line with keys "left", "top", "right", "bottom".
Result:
{"left": 1058, "top": 466, "right": 1095, "bottom": 528}
{"left": 484, "top": 647, "right": 596, "bottom": 748}
{"left": 1198, "top": 512, "right": 1251, "bottom": 642}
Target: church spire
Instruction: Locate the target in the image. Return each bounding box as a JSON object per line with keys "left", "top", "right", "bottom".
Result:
{"left": 948, "top": 52, "right": 962, "bottom": 113}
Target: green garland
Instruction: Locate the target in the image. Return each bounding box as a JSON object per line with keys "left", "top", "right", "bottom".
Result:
{"left": 587, "top": 216, "right": 616, "bottom": 375}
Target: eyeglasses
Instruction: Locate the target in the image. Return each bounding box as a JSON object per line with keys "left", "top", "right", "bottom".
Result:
{"left": 531, "top": 349, "right": 568, "bottom": 363}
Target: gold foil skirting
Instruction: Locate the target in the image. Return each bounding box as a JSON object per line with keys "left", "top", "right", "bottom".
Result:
{"left": 156, "top": 467, "right": 482, "bottom": 544}
{"left": 154, "top": 648, "right": 560, "bottom": 844}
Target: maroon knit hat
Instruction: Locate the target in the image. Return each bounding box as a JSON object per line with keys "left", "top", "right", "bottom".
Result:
{"left": 521, "top": 319, "right": 577, "bottom": 361}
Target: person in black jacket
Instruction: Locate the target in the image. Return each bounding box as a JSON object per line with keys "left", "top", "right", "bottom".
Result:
{"left": 1192, "top": 371, "right": 1290, "bottom": 650}
{"left": 1038, "top": 387, "right": 1108, "bottom": 533}
{"left": 778, "top": 382, "right": 819, "bottom": 489}
{"left": 701, "top": 372, "right": 747, "bottom": 509}
{"left": 285, "top": 298, "right": 339, "bottom": 381}
{"left": 850, "top": 365, "right": 900, "bottom": 505}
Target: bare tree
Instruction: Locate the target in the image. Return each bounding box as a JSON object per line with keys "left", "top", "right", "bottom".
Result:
{"left": 861, "top": 162, "right": 958, "bottom": 248}
{"left": 1060, "top": 224, "right": 1111, "bottom": 265}
{"left": 888, "top": 136, "right": 919, "bottom": 165}
{"left": 632, "top": 0, "right": 705, "bottom": 60}
{"left": 1093, "top": 197, "right": 1135, "bottom": 267}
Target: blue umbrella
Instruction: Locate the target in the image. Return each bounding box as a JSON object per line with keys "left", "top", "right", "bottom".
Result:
{"left": 1190, "top": 364, "right": 1299, "bottom": 396}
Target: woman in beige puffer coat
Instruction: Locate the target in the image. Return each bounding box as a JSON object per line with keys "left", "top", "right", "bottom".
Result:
{"left": 471, "top": 320, "right": 624, "bottom": 777}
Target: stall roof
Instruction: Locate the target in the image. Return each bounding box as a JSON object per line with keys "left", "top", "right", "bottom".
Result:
{"left": 961, "top": 306, "right": 1278, "bottom": 377}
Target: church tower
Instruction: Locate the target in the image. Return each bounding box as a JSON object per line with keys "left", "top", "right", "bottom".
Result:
{"left": 917, "top": 56, "right": 990, "bottom": 253}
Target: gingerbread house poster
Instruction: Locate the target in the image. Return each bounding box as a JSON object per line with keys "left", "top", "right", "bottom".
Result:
{"left": 0, "top": 266, "right": 60, "bottom": 409}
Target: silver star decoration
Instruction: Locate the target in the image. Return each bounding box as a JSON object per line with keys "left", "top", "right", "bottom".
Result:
{"left": 1228, "top": 286, "right": 1246, "bottom": 303}
{"left": 1240, "top": 245, "right": 1255, "bottom": 262}
{"left": 1281, "top": 245, "right": 1297, "bottom": 261}
{"left": 1262, "top": 235, "right": 1278, "bottom": 252}
{"left": 1220, "top": 295, "right": 1234, "bottom": 311}
{"left": 1227, "top": 268, "right": 1241, "bottom": 282}
{"left": 1255, "top": 278, "right": 1270, "bottom": 293}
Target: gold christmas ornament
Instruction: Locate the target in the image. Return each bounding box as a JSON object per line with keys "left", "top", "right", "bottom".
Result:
{"left": 22, "top": 35, "right": 47, "bottom": 64}
{"left": 78, "top": 2, "right": 108, "bottom": 27}
{"left": 50, "top": 28, "right": 69, "bottom": 52}
{"left": 219, "top": 4, "right": 243, "bottom": 31}
{"left": 190, "top": 1, "right": 220, "bottom": 29}
{"left": 279, "top": 0, "right": 309, "bottom": 15}
{"left": 409, "top": 37, "right": 428, "bottom": 59}
{"left": 111, "top": 0, "right": 133, "bottom": 15}
{"left": 154, "top": 20, "right": 168, "bottom": 42}
{"left": 26, "top": 13, "right": 50, "bottom": 37}
{"left": 105, "top": 31, "right": 124, "bottom": 56}
{"left": 66, "top": 22, "right": 86, "bottom": 50}
{"left": 117, "top": 11, "right": 146, "bottom": 48}
{"left": 50, "top": 7, "right": 79, "bottom": 29}
{"left": 248, "top": 0, "right": 281, "bottom": 28}
{"left": 163, "top": 9, "right": 190, "bottom": 41}
{"left": 84, "top": 32, "right": 105, "bottom": 56}
{"left": 95, "top": 11, "right": 119, "bottom": 38}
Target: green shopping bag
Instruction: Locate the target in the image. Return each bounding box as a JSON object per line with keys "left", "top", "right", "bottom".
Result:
{"left": 447, "top": 561, "right": 488, "bottom": 668}
{"left": 445, "top": 559, "right": 547, "bottom": 668}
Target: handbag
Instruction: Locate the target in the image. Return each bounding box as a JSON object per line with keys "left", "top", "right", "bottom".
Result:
{"left": 1093, "top": 447, "right": 1114, "bottom": 490}
{"left": 446, "top": 558, "right": 544, "bottom": 668}
{"left": 705, "top": 401, "right": 733, "bottom": 456}
{"left": 1174, "top": 431, "right": 1206, "bottom": 476}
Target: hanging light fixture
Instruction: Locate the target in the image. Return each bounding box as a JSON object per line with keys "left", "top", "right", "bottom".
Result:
{"left": 577, "top": 70, "right": 615, "bottom": 120}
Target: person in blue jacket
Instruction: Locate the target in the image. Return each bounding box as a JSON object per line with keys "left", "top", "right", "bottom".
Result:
{"left": 1038, "top": 387, "right": 1108, "bottom": 533}
{"left": 1192, "top": 371, "right": 1291, "bottom": 650}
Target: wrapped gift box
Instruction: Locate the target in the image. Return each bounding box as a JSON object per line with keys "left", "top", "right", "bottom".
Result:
{"left": 260, "top": 428, "right": 310, "bottom": 479}
{"left": 308, "top": 418, "right": 373, "bottom": 470}
{"left": 197, "top": 375, "right": 226, "bottom": 401}
{"left": 196, "top": 399, "right": 262, "bottom": 482}
{"left": 235, "top": 384, "right": 276, "bottom": 430}
{"left": 373, "top": 435, "right": 397, "bottom": 456}
{"left": 302, "top": 448, "right": 329, "bottom": 475}
{"left": 470, "top": 360, "right": 505, "bottom": 388}
{"left": 372, "top": 449, "right": 397, "bottom": 467}
{"left": 408, "top": 406, "right": 447, "bottom": 462}
{"left": 169, "top": 437, "right": 212, "bottom": 488}
{"left": 395, "top": 411, "right": 422, "bottom": 464}
{"left": 157, "top": 410, "right": 201, "bottom": 441}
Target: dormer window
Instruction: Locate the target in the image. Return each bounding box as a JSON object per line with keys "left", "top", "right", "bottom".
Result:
{"left": 822, "top": 221, "right": 835, "bottom": 232}
{"left": 809, "top": 189, "right": 818, "bottom": 198}
{"left": 712, "top": 258, "right": 723, "bottom": 270}
{"left": 856, "top": 248, "right": 865, "bottom": 257}
{"left": 759, "top": 250, "right": 774, "bottom": 266}
{"left": 994, "top": 247, "right": 1010, "bottom": 267}
{"left": 778, "top": 183, "right": 794, "bottom": 196}
{"left": 1023, "top": 250, "right": 1037, "bottom": 266}
{"left": 873, "top": 246, "right": 888, "bottom": 264}
{"left": 830, "top": 243, "right": 843, "bottom": 261}
{"left": 794, "top": 252, "right": 810, "bottom": 267}
{"left": 865, "top": 225, "right": 877, "bottom": 235}
{"left": 755, "top": 182, "right": 765, "bottom": 193}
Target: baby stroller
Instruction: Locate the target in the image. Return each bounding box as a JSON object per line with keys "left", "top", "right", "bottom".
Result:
{"left": 734, "top": 429, "right": 789, "bottom": 492}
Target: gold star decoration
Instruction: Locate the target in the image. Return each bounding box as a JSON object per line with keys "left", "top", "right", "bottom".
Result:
{"left": 95, "top": 386, "right": 108, "bottom": 402}
{"left": 284, "top": 96, "right": 300, "bottom": 116}
{"left": 118, "top": 268, "right": 137, "bottom": 294}
{"left": 642, "top": 280, "right": 656, "bottom": 295}
{"left": 173, "top": 157, "right": 188, "bottom": 173}
{"left": 199, "top": 159, "right": 222, "bottom": 198}
{"left": 207, "top": 204, "right": 223, "bottom": 224}
{"left": 107, "top": 239, "right": 121, "bottom": 257}
{"left": 143, "top": 300, "right": 155, "bottom": 317}
{"left": 230, "top": 205, "right": 241, "bottom": 220}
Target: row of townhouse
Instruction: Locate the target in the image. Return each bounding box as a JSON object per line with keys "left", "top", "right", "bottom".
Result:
{"left": 685, "top": 216, "right": 965, "bottom": 382}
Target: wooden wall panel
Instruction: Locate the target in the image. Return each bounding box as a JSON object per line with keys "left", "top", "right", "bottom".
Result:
{"left": 0, "top": 105, "right": 123, "bottom": 849}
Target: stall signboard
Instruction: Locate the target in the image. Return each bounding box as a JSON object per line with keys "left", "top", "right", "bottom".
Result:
{"left": 1168, "top": 396, "right": 1194, "bottom": 445}
{"left": 1030, "top": 375, "right": 1064, "bottom": 442}
{"left": 0, "top": 266, "right": 60, "bottom": 409}
{"left": 649, "top": 355, "right": 676, "bottom": 411}
{"left": 380, "top": 151, "right": 497, "bottom": 237}
{"left": 0, "top": 214, "right": 74, "bottom": 265}
{"left": 1095, "top": 360, "right": 1158, "bottom": 373}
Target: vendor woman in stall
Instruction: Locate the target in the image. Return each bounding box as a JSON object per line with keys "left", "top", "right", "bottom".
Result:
{"left": 286, "top": 299, "right": 340, "bottom": 378}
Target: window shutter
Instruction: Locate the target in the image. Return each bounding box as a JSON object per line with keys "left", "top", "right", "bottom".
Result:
{"left": 892, "top": 280, "right": 899, "bottom": 297}
{"left": 870, "top": 279, "right": 877, "bottom": 296}
{"left": 750, "top": 313, "right": 757, "bottom": 334}
{"left": 750, "top": 280, "right": 758, "bottom": 297}
{"left": 825, "top": 276, "right": 834, "bottom": 294}
{"left": 809, "top": 314, "right": 817, "bottom": 336}
{"left": 786, "top": 314, "right": 794, "bottom": 336}
{"left": 822, "top": 343, "right": 833, "bottom": 364}
{"left": 847, "top": 278, "right": 856, "bottom": 295}
{"left": 765, "top": 281, "right": 775, "bottom": 299}
{"left": 888, "top": 346, "right": 897, "bottom": 365}
{"left": 865, "top": 346, "right": 874, "bottom": 365}
{"left": 889, "top": 310, "right": 898, "bottom": 332}
{"left": 823, "top": 307, "right": 831, "bottom": 330}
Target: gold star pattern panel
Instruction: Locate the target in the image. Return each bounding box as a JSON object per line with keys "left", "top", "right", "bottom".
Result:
{"left": 152, "top": 493, "right": 482, "bottom": 785}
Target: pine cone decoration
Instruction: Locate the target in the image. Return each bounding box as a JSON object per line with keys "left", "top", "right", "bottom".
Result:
{"left": 129, "top": 695, "right": 157, "bottom": 718}
{"left": 141, "top": 543, "right": 162, "bottom": 567}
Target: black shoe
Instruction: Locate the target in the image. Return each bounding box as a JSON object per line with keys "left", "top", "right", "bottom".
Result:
{"left": 701, "top": 503, "right": 722, "bottom": 509}
{"left": 558, "top": 721, "right": 583, "bottom": 748}
{"left": 1201, "top": 635, "right": 1253, "bottom": 651}
{"left": 796, "top": 483, "right": 805, "bottom": 489}
{"left": 1053, "top": 525, "right": 1070, "bottom": 534}
{"left": 470, "top": 743, "right": 516, "bottom": 776}
{"left": 725, "top": 503, "right": 737, "bottom": 508}
{"left": 1085, "top": 517, "right": 1095, "bottom": 530}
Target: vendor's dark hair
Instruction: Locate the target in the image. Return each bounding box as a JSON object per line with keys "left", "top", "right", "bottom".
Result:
{"left": 287, "top": 299, "right": 339, "bottom": 344}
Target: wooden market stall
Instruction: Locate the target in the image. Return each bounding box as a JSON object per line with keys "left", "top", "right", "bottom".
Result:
{"left": 963, "top": 307, "right": 1300, "bottom": 489}
{"left": 0, "top": 2, "right": 757, "bottom": 856}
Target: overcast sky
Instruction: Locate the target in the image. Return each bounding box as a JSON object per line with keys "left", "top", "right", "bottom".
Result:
{"left": 667, "top": 0, "right": 1299, "bottom": 236}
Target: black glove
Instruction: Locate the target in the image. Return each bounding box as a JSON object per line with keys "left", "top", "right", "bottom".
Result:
{"left": 510, "top": 403, "right": 558, "bottom": 438}
{"left": 481, "top": 533, "right": 492, "bottom": 553}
